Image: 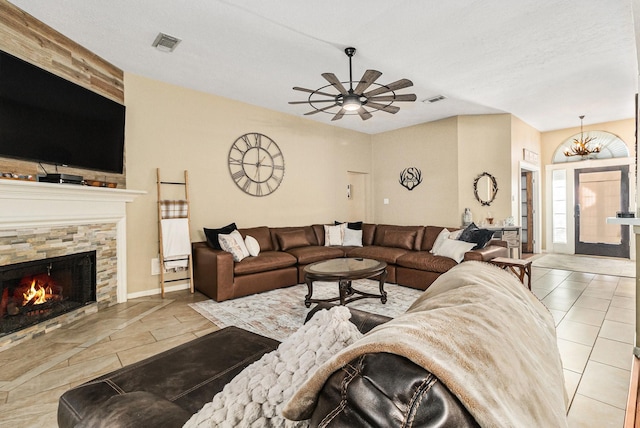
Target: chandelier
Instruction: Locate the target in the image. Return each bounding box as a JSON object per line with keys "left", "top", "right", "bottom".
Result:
{"left": 564, "top": 115, "right": 600, "bottom": 157}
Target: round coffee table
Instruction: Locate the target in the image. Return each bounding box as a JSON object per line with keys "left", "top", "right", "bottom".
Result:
{"left": 303, "top": 258, "right": 388, "bottom": 307}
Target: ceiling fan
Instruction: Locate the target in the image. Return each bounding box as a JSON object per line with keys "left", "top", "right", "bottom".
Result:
{"left": 289, "top": 47, "right": 417, "bottom": 121}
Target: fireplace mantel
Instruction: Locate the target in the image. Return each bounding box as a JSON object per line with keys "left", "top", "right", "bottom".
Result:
{"left": 0, "top": 179, "right": 144, "bottom": 302}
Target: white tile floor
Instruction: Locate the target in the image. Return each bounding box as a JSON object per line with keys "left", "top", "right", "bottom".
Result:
{"left": 531, "top": 264, "right": 635, "bottom": 427}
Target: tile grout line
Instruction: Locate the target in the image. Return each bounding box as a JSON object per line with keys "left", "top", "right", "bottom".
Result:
{"left": 0, "top": 300, "right": 173, "bottom": 392}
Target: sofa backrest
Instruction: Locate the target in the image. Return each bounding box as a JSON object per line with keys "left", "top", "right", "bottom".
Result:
{"left": 362, "top": 224, "right": 376, "bottom": 246}
{"left": 238, "top": 226, "right": 274, "bottom": 252}
{"left": 270, "top": 226, "right": 318, "bottom": 251}
{"left": 420, "top": 226, "right": 462, "bottom": 251}
{"left": 373, "top": 225, "right": 425, "bottom": 251}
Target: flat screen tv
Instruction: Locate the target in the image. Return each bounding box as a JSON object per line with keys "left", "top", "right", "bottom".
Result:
{"left": 0, "top": 50, "right": 125, "bottom": 174}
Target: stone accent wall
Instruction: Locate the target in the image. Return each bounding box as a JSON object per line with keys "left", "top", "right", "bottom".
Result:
{"left": 0, "top": 223, "right": 118, "bottom": 350}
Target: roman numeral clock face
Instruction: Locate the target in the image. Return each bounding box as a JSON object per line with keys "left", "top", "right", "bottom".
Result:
{"left": 228, "top": 133, "right": 285, "bottom": 197}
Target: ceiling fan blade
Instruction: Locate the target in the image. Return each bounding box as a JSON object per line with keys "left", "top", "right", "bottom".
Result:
{"left": 331, "top": 109, "right": 346, "bottom": 121}
{"left": 366, "top": 102, "right": 400, "bottom": 114}
{"left": 289, "top": 99, "right": 337, "bottom": 105}
{"left": 304, "top": 103, "right": 339, "bottom": 115}
{"left": 354, "top": 69, "right": 382, "bottom": 95}
{"left": 321, "top": 73, "right": 348, "bottom": 95}
{"left": 293, "top": 86, "right": 336, "bottom": 98}
{"left": 357, "top": 108, "right": 373, "bottom": 121}
{"left": 369, "top": 94, "right": 417, "bottom": 102}
{"left": 364, "top": 79, "right": 414, "bottom": 98}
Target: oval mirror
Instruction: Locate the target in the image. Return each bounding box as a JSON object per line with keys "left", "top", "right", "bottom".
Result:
{"left": 473, "top": 172, "right": 498, "bottom": 206}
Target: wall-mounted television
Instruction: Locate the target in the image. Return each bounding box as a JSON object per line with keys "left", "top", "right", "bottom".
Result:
{"left": 0, "top": 50, "right": 125, "bottom": 174}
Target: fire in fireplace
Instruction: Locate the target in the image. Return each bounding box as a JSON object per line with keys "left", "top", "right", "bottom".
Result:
{"left": 0, "top": 251, "right": 96, "bottom": 336}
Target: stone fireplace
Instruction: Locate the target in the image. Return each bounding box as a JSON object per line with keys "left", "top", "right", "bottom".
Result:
{"left": 0, "top": 179, "right": 143, "bottom": 349}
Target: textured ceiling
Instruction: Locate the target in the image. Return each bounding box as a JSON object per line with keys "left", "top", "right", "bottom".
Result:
{"left": 9, "top": 0, "right": 639, "bottom": 134}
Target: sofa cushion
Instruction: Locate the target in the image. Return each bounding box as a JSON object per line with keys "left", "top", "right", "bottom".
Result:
{"left": 334, "top": 220, "right": 363, "bottom": 230}
{"left": 233, "top": 251, "right": 297, "bottom": 276}
{"left": 397, "top": 251, "right": 458, "bottom": 273}
{"left": 347, "top": 246, "right": 409, "bottom": 264}
{"left": 271, "top": 227, "right": 318, "bottom": 250}
{"left": 362, "top": 223, "right": 376, "bottom": 246}
{"left": 285, "top": 245, "right": 345, "bottom": 265}
{"left": 244, "top": 235, "right": 260, "bottom": 257}
{"left": 204, "top": 223, "right": 237, "bottom": 250}
{"left": 343, "top": 228, "right": 363, "bottom": 247}
{"left": 422, "top": 226, "right": 449, "bottom": 251}
{"left": 239, "top": 226, "right": 273, "bottom": 252}
{"left": 382, "top": 229, "right": 417, "bottom": 250}
{"left": 276, "top": 230, "right": 311, "bottom": 251}
{"left": 373, "top": 225, "right": 424, "bottom": 251}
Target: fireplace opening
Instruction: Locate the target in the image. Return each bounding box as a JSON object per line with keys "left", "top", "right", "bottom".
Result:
{"left": 0, "top": 251, "right": 96, "bottom": 336}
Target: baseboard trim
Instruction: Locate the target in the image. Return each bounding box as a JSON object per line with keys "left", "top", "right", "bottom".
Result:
{"left": 126, "top": 281, "right": 191, "bottom": 300}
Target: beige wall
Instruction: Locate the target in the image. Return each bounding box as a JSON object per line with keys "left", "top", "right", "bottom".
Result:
{"left": 370, "top": 117, "right": 460, "bottom": 226}
{"left": 457, "top": 114, "right": 513, "bottom": 226}
{"left": 124, "top": 73, "right": 372, "bottom": 295}
{"left": 540, "top": 118, "right": 635, "bottom": 250}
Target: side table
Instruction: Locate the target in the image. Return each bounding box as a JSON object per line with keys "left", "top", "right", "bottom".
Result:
{"left": 489, "top": 257, "right": 532, "bottom": 290}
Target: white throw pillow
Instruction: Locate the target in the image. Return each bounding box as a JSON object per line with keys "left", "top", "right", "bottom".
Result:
{"left": 324, "top": 223, "right": 345, "bottom": 246}
{"left": 218, "top": 230, "right": 250, "bottom": 262}
{"left": 448, "top": 229, "right": 463, "bottom": 240}
{"left": 244, "top": 235, "right": 260, "bottom": 257}
{"left": 184, "top": 306, "right": 363, "bottom": 428}
{"left": 434, "top": 238, "right": 475, "bottom": 263}
{"left": 342, "top": 228, "right": 363, "bottom": 247}
{"left": 430, "top": 228, "right": 450, "bottom": 254}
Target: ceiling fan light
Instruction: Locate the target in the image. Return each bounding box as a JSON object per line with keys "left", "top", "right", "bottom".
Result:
{"left": 342, "top": 95, "right": 361, "bottom": 111}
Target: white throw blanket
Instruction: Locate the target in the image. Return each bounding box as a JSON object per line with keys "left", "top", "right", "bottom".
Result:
{"left": 284, "top": 261, "right": 568, "bottom": 427}
{"left": 161, "top": 218, "right": 191, "bottom": 270}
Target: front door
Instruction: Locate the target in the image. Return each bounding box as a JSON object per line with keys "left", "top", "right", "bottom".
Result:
{"left": 574, "top": 165, "right": 629, "bottom": 258}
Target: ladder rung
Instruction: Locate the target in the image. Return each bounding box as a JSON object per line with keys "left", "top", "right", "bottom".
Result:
{"left": 159, "top": 181, "right": 186, "bottom": 185}
{"left": 162, "top": 277, "right": 191, "bottom": 284}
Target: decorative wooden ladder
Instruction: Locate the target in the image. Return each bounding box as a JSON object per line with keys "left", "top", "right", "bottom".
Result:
{"left": 156, "top": 168, "right": 194, "bottom": 297}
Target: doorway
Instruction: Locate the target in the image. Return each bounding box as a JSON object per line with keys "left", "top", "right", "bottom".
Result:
{"left": 574, "top": 165, "right": 629, "bottom": 258}
{"left": 520, "top": 171, "right": 534, "bottom": 253}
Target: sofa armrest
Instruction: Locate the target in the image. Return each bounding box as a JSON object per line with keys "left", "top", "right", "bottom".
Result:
{"left": 192, "top": 242, "right": 235, "bottom": 302}
{"left": 463, "top": 240, "right": 508, "bottom": 262}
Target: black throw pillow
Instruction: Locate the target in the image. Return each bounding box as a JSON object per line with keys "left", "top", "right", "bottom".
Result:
{"left": 203, "top": 223, "right": 237, "bottom": 250}
{"left": 458, "top": 223, "right": 478, "bottom": 242}
{"left": 468, "top": 228, "right": 495, "bottom": 250}
{"left": 334, "top": 221, "right": 363, "bottom": 230}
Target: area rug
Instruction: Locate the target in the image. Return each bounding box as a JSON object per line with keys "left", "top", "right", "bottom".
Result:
{"left": 532, "top": 253, "right": 635, "bottom": 277}
{"left": 189, "top": 280, "right": 424, "bottom": 341}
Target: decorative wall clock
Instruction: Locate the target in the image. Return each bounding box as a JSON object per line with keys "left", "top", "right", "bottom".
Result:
{"left": 228, "top": 132, "right": 285, "bottom": 196}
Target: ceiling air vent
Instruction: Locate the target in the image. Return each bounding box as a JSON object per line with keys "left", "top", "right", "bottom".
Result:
{"left": 152, "top": 33, "right": 181, "bottom": 52}
{"left": 424, "top": 95, "right": 446, "bottom": 103}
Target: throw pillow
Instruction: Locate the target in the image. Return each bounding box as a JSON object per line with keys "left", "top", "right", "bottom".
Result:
{"left": 434, "top": 238, "right": 476, "bottom": 263}
{"left": 448, "top": 229, "right": 463, "bottom": 240}
{"left": 183, "top": 306, "right": 363, "bottom": 428}
{"left": 458, "top": 223, "right": 478, "bottom": 242}
{"left": 204, "top": 223, "right": 237, "bottom": 250}
{"left": 382, "top": 229, "right": 417, "bottom": 250}
{"left": 276, "top": 230, "right": 311, "bottom": 251}
{"left": 244, "top": 235, "right": 260, "bottom": 257}
{"left": 466, "top": 228, "right": 495, "bottom": 250}
{"left": 342, "top": 228, "right": 363, "bottom": 247}
{"left": 218, "top": 230, "right": 250, "bottom": 262}
{"left": 429, "top": 228, "right": 450, "bottom": 254}
{"left": 324, "top": 224, "right": 345, "bottom": 246}
{"left": 334, "top": 221, "right": 363, "bottom": 230}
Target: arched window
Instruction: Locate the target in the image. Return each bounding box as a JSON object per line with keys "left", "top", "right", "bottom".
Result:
{"left": 552, "top": 131, "right": 630, "bottom": 164}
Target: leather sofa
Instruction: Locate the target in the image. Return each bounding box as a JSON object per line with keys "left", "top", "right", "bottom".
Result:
{"left": 57, "top": 305, "right": 476, "bottom": 427}
{"left": 192, "top": 223, "right": 507, "bottom": 302}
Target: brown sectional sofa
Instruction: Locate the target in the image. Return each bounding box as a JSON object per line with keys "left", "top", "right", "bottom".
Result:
{"left": 192, "top": 223, "right": 508, "bottom": 302}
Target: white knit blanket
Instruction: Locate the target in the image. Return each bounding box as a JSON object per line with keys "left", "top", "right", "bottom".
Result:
{"left": 184, "top": 306, "right": 363, "bottom": 428}
{"left": 284, "top": 262, "right": 568, "bottom": 427}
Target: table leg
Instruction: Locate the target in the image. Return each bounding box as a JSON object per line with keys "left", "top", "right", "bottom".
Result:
{"left": 379, "top": 270, "right": 388, "bottom": 304}
{"left": 339, "top": 279, "right": 353, "bottom": 305}
{"left": 304, "top": 278, "right": 314, "bottom": 308}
